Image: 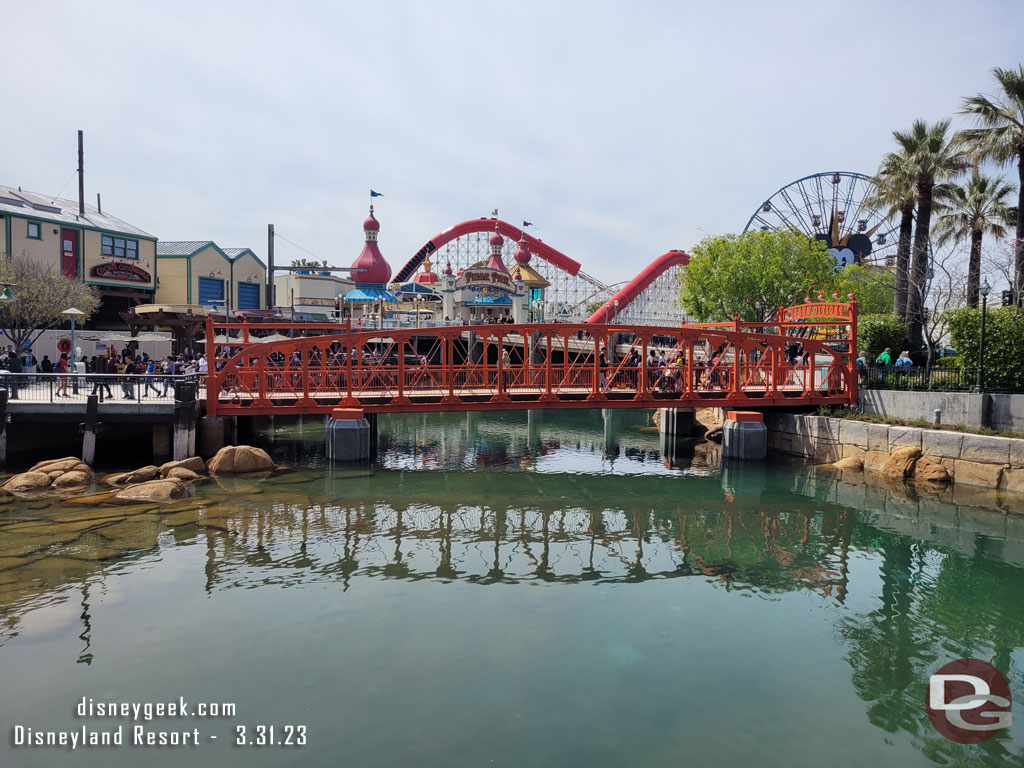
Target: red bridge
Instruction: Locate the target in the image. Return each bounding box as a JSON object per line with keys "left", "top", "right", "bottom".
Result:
{"left": 204, "top": 302, "right": 858, "bottom": 417}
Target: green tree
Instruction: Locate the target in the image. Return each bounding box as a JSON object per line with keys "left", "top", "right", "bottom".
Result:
{"left": 829, "top": 264, "right": 895, "bottom": 315}
{"left": 857, "top": 314, "right": 908, "bottom": 361}
{"left": 934, "top": 172, "right": 1016, "bottom": 307}
{"left": 0, "top": 255, "right": 99, "bottom": 351}
{"left": 891, "top": 120, "right": 970, "bottom": 349}
{"left": 680, "top": 231, "right": 834, "bottom": 322}
{"left": 869, "top": 150, "right": 917, "bottom": 318}
{"left": 958, "top": 65, "right": 1024, "bottom": 298}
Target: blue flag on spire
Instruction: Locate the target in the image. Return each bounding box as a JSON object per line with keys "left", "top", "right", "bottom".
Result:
{"left": 370, "top": 190, "right": 384, "bottom": 198}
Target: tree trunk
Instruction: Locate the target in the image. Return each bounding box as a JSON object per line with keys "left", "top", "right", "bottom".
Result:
{"left": 967, "top": 229, "right": 982, "bottom": 309}
{"left": 1016, "top": 154, "right": 1024, "bottom": 303}
{"left": 893, "top": 201, "right": 914, "bottom": 318}
{"left": 907, "top": 178, "right": 933, "bottom": 351}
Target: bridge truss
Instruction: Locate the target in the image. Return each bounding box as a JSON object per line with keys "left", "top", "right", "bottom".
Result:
{"left": 205, "top": 302, "right": 857, "bottom": 417}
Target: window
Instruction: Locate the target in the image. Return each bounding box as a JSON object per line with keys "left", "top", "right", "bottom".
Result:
{"left": 26, "top": 221, "right": 41, "bottom": 239}
{"left": 102, "top": 234, "right": 139, "bottom": 259}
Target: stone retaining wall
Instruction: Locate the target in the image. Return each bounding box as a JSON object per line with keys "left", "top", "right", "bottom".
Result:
{"left": 860, "top": 389, "right": 1024, "bottom": 432}
{"left": 763, "top": 412, "right": 1024, "bottom": 491}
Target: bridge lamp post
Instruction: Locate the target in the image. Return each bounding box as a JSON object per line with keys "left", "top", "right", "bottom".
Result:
{"left": 605, "top": 302, "right": 610, "bottom": 324}
{"left": 974, "top": 278, "right": 991, "bottom": 394}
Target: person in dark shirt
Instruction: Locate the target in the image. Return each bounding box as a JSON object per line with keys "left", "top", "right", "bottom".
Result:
{"left": 121, "top": 358, "right": 137, "bottom": 399}
{"left": 91, "top": 355, "right": 114, "bottom": 398}
{"left": 40, "top": 355, "right": 53, "bottom": 373}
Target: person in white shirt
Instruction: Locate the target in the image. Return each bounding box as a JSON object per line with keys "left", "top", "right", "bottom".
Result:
{"left": 198, "top": 354, "right": 208, "bottom": 374}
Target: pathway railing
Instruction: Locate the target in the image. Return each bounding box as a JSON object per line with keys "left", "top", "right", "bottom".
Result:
{"left": 0, "top": 373, "right": 204, "bottom": 404}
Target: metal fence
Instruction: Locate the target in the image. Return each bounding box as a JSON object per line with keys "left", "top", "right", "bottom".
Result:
{"left": 0, "top": 373, "right": 204, "bottom": 404}
{"left": 861, "top": 366, "right": 973, "bottom": 392}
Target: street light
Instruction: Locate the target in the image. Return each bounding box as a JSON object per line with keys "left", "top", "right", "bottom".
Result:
{"left": 605, "top": 302, "right": 610, "bottom": 323}
{"left": 62, "top": 308, "right": 85, "bottom": 361}
{"left": 974, "top": 279, "right": 991, "bottom": 394}
{"left": 613, "top": 299, "right": 619, "bottom": 321}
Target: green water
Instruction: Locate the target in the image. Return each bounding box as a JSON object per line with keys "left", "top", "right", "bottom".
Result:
{"left": 1, "top": 409, "right": 1023, "bottom": 767}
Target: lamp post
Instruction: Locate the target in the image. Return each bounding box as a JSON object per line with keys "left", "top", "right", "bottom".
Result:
{"left": 613, "top": 299, "right": 619, "bottom": 321}
{"left": 604, "top": 302, "right": 610, "bottom": 323}
{"left": 974, "top": 279, "right": 991, "bottom": 394}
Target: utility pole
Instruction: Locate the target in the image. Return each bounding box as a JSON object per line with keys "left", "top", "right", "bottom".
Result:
{"left": 267, "top": 223, "right": 275, "bottom": 309}
{"left": 77, "top": 130, "right": 85, "bottom": 217}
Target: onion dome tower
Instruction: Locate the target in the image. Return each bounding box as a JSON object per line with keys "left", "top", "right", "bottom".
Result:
{"left": 350, "top": 204, "right": 392, "bottom": 286}
{"left": 486, "top": 224, "right": 507, "bottom": 272}
{"left": 414, "top": 254, "right": 440, "bottom": 286}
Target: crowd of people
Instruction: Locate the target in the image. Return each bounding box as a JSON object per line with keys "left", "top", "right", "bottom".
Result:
{"left": 0, "top": 343, "right": 208, "bottom": 399}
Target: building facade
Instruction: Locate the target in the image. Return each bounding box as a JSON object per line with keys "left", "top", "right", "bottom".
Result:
{"left": 0, "top": 184, "right": 157, "bottom": 324}
{"left": 155, "top": 241, "right": 266, "bottom": 312}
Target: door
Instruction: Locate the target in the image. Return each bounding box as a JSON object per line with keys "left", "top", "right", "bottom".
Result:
{"left": 237, "top": 282, "right": 261, "bottom": 310}
{"left": 197, "top": 276, "right": 225, "bottom": 306}
{"left": 60, "top": 229, "right": 79, "bottom": 279}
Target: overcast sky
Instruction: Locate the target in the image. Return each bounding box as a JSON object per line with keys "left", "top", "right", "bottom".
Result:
{"left": 6, "top": 0, "right": 1023, "bottom": 285}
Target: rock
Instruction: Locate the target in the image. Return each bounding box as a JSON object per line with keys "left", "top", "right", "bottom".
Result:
{"left": 46, "top": 470, "right": 65, "bottom": 480}
{"left": 952, "top": 459, "right": 1006, "bottom": 488}
{"left": 912, "top": 456, "right": 950, "bottom": 484}
{"left": 880, "top": 446, "right": 921, "bottom": 479}
{"left": 3, "top": 471, "right": 53, "bottom": 492}
{"left": 166, "top": 467, "right": 202, "bottom": 482}
{"left": 207, "top": 445, "right": 275, "bottom": 475}
{"left": 102, "top": 472, "right": 131, "bottom": 486}
{"left": 159, "top": 457, "right": 206, "bottom": 476}
{"left": 832, "top": 456, "right": 864, "bottom": 471}
{"left": 51, "top": 470, "right": 93, "bottom": 490}
{"left": 124, "top": 465, "right": 160, "bottom": 484}
{"left": 29, "top": 457, "right": 83, "bottom": 474}
{"left": 114, "top": 478, "right": 186, "bottom": 503}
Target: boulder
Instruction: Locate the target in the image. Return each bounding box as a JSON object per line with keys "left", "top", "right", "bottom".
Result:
{"left": 880, "top": 446, "right": 921, "bottom": 479}
{"left": 29, "top": 457, "right": 84, "bottom": 474}
{"left": 51, "top": 470, "right": 93, "bottom": 490}
{"left": 102, "top": 472, "right": 131, "bottom": 487}
{"left": 912, "top": 456, "right": 950, "bottom": 484}
{"left": 832, "top": 456, "right": 864, "bottom": 471}
{"left": 124, "top": 465, "right": 160, "bottom": 484}
{"left": 207, "top": 445, "right": 275, "bottom": 475}
{"left": 166, "top": 467, "right": 202, "bottom": 482}
{"left": 3, "top": 471, "right": 53, "bottom": 492}
{"left": 159, "top": 457, "right": 206, "bottom": 476}
{"left": 114, "top": 478, "right": 186, "bottom": 503}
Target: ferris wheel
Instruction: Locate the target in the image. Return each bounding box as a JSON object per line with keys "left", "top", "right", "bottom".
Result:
{"left": 743, "top": 171, "right": 900, "bottom": 268}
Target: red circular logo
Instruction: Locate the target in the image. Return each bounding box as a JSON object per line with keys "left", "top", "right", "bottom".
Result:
{"left": 58, "top": 338, "right": 72, "bottom": 354}
{"left": 926, "top": 658, "right": 1012, "bottom": 744}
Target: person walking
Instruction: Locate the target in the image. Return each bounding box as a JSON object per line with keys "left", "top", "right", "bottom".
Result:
{"left": 90, "top": 355, "right": 114, "bottom": 399}
{"left": 54, "top": 354, "right": 69, "bottom": 397}
{"left": 121, "top": 357, "right": 138, "bottom": 399}
{"left": 143, "top": 359, "right": 161, "bottom": 397}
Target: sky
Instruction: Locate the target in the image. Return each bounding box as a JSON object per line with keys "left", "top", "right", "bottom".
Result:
{"left": 5, "top": 0, "right": 1023, "bottom": 286}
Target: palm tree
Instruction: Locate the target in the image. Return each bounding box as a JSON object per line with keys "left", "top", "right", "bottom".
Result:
{"left": 933, "top": 172, "right": 1016, "bottom": 307}
{"left": 959, "top": 65, "right": 1024, "bottom": 299}
{"left": 869, "top": 152, "right": 917, "bottom": 318}
{"left": 892, "top": 119, "right": 970, "bottom": 349}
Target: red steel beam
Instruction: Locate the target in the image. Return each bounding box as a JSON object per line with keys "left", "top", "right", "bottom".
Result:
{"left": 585, "top": 250, "right": 690, "bottom": 324}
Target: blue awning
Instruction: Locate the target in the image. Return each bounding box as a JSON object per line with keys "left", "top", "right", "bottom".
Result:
{"left": 467, "top": 294, "right": 513, "bottom": 306}
{"left": 345, "top": 285, "right": 399, "bottom": 303}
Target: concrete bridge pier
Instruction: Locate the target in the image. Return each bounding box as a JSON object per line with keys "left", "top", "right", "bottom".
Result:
{"left": 0, "top": 391, "right": 7, "bottom": 466}
{"left": 659, "top": 407, "right": 695, "bottom": 437}
{"left": 722, "top": 411, "right": 766, "bottom": 461}
{"left": 172, "top": 382, "right": 197, "bottom": 461}
{"left": 326, "top": 407, "right": 371, "bottom": 461}
{"left": 81, "top": 395, "right": 100, "bottom": 466}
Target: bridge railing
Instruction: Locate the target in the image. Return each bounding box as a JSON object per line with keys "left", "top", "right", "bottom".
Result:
{"left": 204, "top": 310, "right": 858, "bottom": 415}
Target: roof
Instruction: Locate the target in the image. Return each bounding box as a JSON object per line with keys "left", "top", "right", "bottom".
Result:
{"left": 0, "top": 184, "right": 155, "bottom": 239}
{"left": 157, "top": 241, "right": 232, "bottom": 264}
{"left": 223, "top": 247, "right": 267, "bottom": 270}
{"left": 157, "top": 240, "right": 213, "bottom": 256}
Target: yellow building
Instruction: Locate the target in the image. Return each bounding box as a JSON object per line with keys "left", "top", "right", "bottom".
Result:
{"left": 155, "top": 241, "right": 267, "bottom": 312}
{"left": 0, "top": 184, "right": 157, "bottom": 324}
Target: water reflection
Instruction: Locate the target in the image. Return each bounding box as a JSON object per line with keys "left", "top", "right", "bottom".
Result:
{"left": 2, "top": 410, "right": 1024, "bottom": 766}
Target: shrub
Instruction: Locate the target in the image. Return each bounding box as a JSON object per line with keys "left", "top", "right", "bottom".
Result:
{"left": 948, "top": 307, "right": 1024, "bottom": 392}
{"left": 858, "top": 314, "right": 907, "bottom": 361}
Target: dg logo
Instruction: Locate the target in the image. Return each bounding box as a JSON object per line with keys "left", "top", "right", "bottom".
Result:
{"left": 927, "top": 658, "right": 1012, "bottom": 744}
